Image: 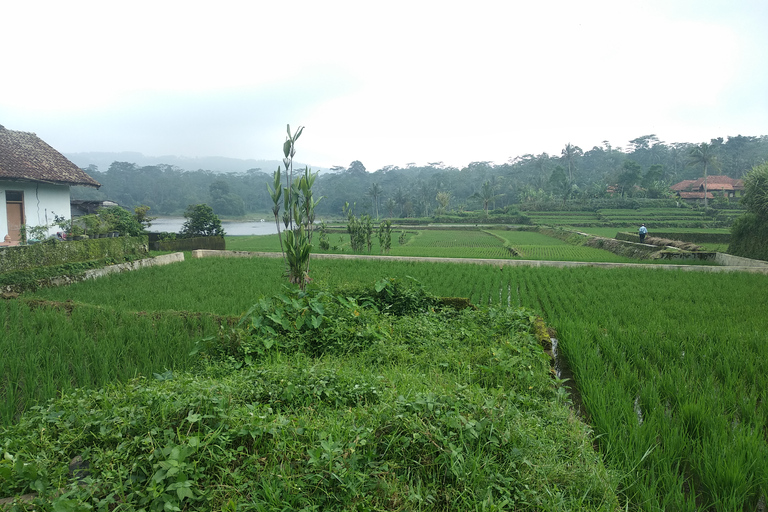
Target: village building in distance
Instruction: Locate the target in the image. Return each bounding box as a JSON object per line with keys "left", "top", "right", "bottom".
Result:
{"left": 0, "top": 125, "right": 101, "bottom": 245}
{"left": 670, "top": 175, "right": 744, "bottom": 203}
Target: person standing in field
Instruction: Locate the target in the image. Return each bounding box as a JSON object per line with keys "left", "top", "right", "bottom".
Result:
{"left": 639, "top": 223, "right": 648, "bottom": 242}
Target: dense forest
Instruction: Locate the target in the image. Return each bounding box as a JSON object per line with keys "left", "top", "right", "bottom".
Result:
{"left": 72, "top": 134, "right": 768, "bottom": 217}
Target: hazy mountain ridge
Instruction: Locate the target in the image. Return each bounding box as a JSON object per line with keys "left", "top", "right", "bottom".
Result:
{"left": 64, "top": 152, "right": 330, "bottom": 175}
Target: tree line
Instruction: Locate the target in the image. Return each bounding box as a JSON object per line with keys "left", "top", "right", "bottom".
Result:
{"left": 72, "top": 134, "right": 768, "bottom": 218}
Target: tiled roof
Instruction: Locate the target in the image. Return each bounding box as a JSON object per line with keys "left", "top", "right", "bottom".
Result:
{"left": 670, "top": 175, "right": 743, "bottom": 193}
{"left": 0, "top": 125, "right": 100, "bottom": 188}
{"left": 670, "top": 180, "right": 696, "bottom": 191}
{"left": 701, "top": 183, "right": 734, "bottom": 191}
{"left": 678, "top": 191, "right": 714, "bottom": 199}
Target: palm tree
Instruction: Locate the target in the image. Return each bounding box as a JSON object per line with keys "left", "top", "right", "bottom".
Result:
{"left": 687, "top": 143, "right": 719, "bottom": 208}
{"left": 394, "top": 187, "right": 408, "bottom": 217}
{"left": 367, "top": 182, "right": 383, "bottom": 219}
{"left": 560, "top": 143, "right": 583, "bottom": 183}
{"left": 471, "top": 181, "right": 502, "bottom": 216}
{"left": 385, "top": 198, "right": 397, "bottom": 218}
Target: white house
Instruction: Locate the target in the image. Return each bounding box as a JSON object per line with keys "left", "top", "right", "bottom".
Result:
{"left": 0, "top": 125, "right": 100, "bottom": 244}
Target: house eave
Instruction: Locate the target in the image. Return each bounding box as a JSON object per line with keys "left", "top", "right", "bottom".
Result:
{"left": 0, "top": 176, "right": 101, "bottom": 189}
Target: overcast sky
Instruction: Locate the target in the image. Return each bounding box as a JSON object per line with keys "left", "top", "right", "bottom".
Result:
{"left": 2, "top": 0, "right": 766, "bottom": 172}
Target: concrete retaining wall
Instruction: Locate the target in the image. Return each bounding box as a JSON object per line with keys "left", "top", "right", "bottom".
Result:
{"left": 713, "top": 252, "right": 768, "bottom": 268}
{"left": 47, "top": 253, "right": 185, "bottom": 287}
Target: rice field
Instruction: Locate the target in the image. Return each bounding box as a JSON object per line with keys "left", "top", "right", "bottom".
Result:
{"left": 8, "top": 256, "right": 768, "bottom": 509}
{"left": 525, "top": 207, "right": 745, "bottom": 229}
{"left": 226, "top": 228, "right": 641, "bottom": 262}
{"left": 0, "top": 300, "right": 220, "bottom": 425}
{"left": 486, "top": 230, "right": 636, "bottom": 262}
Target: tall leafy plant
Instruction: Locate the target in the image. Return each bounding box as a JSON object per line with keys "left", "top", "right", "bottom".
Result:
{"left": 267, "top": 125, "right": 321, "bottom": 289}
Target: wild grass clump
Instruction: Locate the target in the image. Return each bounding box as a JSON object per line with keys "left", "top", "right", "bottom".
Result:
{"left": 0, "top": 280, "right": 619, "bottom": 511}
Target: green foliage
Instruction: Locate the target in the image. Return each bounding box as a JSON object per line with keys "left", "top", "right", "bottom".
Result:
{"left": 152, "top": 236, "right": 225, "bottom": 252}
{"left": 728, "top": 212, "right": 768, "bottom": 260}
{"left": 0, "top": 257, "right": 140, "bottom": 293}
{"left": 377, "top": 219, "right": 392, "bottom": 254}
{"left": 133, "top": 205, "right": 157, "bottom": 231}
{"left": 15, "top": 254, "right": 768, "bottom": 508}
{"left": 0, "top": 301, "right": 221, "bottom": 425}
{"left": 470, "top": 180, "right": 502, "bottom": 216}
{"left": 97, "top": 205, "right": 146, "bottom": 236}
{"left": 1, "top": 279, "right": 619, "bottom": 510}
{"left": 740, "top": 161, "right": 768, "bottom": 218}
{"left": 352, "top": 276, "right": 439, "bottom": 315}
{"left": 199, "top": 284, "right": 385, "bottom": 363}
{"left": 728, "top": 163, "right": 768, "bottom": 260}
{"left": 181, "top": 204, "right": 225, "bottom": 237}
{"left": 19, "top": 223, "right": 49, "bottom": 244}
{"left": 269, "top": 125, "right": 321, "bottom": 290}
{"left": 317, "top": 221, "right": 330, "bottom": 250}
{"left": 0, "top": 236, "right": 149, "bottom": 274}
{"left": 343, "top": 203, "right": 374, "bottom": 253}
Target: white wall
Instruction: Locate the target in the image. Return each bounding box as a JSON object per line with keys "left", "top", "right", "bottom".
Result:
{"left": 1, "top": 182, "right": 71, "bottom": 240}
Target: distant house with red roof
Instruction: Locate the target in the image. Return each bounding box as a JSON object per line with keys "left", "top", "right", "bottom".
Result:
{"left": 670, "top": 175, "right": 744, "bottom": 203}
{"left": 0, "top": 125, "right": 101, "bottom": 244}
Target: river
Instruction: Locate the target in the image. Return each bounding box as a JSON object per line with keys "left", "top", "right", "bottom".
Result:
{"left": 149, "top": 217, "right": 279, "bottom": 236}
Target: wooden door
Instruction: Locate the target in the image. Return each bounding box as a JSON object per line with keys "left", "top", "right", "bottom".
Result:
{"left": 5, "top": 191, "right": 25, "bottom": 242}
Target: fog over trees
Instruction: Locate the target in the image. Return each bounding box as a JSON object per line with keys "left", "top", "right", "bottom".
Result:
{"left": 71, "top": 134, "right": 768, "bottom": 217}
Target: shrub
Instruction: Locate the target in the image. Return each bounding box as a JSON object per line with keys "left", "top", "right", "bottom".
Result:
{"left": 181, "top": 204, "right": 225, "bottom": 237}
{"left": 98, "top": 206, "right": 145, "bottom": 236}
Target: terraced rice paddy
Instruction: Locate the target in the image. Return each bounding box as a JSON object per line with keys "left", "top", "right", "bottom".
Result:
{"left": 227, "top": 228, "right": 639, "bottom": 262}
{"left": 6, "top": 247, "right": 767, "bottom": 509}
{"left": 525, "top": 207, "right": 745, "bottom": 228}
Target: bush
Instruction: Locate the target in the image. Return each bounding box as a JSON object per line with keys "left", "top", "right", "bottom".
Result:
{"left": 728, "top": 163, "right": 768, "bottom": 260}
{"left": 98, "top": 206, "right": 145, "bottom": 236}
{"left": 728, "top": 213, "right": 768, "bottom": 261}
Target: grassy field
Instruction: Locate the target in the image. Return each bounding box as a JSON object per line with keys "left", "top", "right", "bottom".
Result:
{"left": 3, "top": 236, "right": 766, "bottom": 509}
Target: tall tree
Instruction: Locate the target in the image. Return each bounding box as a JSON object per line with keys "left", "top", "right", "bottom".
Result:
{"left": 367, "top": 182, "right": 383, "bottom": 219}
{"left": 560, "top": 143, "right": 583, "bottom": 183}
{"left": 687, "top": 142, "right": 719, "bottom": 207}
{"left": 616, "top": 160, "right": 642, "bottom": 197}
{"left": 470, "top": 181, "right": 501, "bottom": 216}
{"left": 548, "top": 166, "right": 570, "bottom": 202}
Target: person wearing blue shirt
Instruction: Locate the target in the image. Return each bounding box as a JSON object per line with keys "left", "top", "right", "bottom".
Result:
{"left": 639, "top": 224, "right": 648, "bottom": 242}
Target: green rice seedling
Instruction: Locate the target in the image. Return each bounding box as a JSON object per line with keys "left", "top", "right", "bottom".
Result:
{"left": 0, "top": 300, "right": 221, "bottom": 425}
{"left": 14, "top": 254, "right": 768, "bottom": 510}
{"left": 0, "top": 284, "right": 621, "bottom": 511}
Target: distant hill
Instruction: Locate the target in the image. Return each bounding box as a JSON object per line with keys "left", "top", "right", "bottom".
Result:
{"left": 64, "top": 151, "right": 330, "bottom": 175}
